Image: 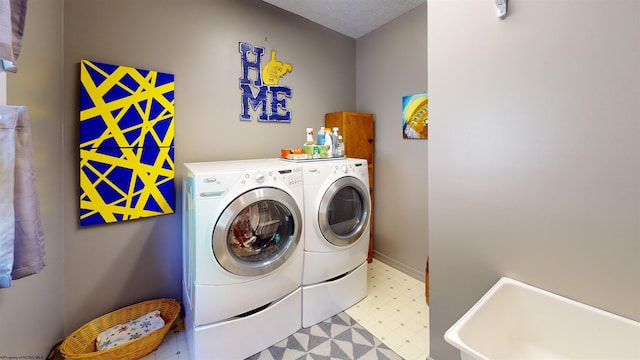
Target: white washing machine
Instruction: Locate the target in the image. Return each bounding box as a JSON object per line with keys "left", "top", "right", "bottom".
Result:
{"left": 297, "top": 157, "right": 371, "bottom": 327}
{"left": 182, "top": 159, "right": 304, "bottom": 359}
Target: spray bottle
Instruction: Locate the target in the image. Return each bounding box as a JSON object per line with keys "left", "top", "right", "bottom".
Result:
{"left": 305, "top": 128, "right": 314, "bottom": 145}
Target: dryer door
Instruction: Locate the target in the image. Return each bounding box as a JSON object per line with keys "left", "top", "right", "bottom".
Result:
{"left": 319, "top": 176, "right": 371, "bottom": 247}
{"left": 212, "top": 187, "right": 302, "bottom": 276}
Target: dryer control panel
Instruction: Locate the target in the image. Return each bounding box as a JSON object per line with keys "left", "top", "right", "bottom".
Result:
{"left": 331, "top": 160, "right": 367, "bottom": 177}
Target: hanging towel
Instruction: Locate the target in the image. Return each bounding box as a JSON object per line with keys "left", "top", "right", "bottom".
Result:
{"left": 0, "top": 105, "right": 45, "bottom": 288}
{"left": 0, "top": 107, "right": 16, "bottom": 287}
{"left": 0, "top": 0, "right": 27, "bottom": 72}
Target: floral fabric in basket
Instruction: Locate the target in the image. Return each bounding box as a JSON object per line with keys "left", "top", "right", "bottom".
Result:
{"left": 96, "top": 310, "right": 165, "bottom": 351}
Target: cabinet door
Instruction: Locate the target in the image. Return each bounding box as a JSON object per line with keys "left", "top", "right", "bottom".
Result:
{"left": 326, "top": 112, "right": 373, "bottom": 164}
{"left": 344, "top": 113, "right": 373, "bottom": 164}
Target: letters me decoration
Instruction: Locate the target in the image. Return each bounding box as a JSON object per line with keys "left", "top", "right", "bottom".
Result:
{"left": 239, "top": 42, "right": 293, "bottom": 122}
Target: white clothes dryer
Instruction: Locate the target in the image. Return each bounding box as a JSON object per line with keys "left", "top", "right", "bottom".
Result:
{"left": 296, "top": 157, "right": 371, "bottom": 327}
{"left": 182, "top": 159, "right": 304, "bottom": 359}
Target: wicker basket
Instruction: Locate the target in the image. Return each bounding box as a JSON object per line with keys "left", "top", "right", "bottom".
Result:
{"left": 60, "top": 299, "right": 181, "bottom": 360}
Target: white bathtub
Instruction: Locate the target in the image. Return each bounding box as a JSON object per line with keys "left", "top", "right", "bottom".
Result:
{"left": 445, "top": 277, "right": 640, "bottom": 360}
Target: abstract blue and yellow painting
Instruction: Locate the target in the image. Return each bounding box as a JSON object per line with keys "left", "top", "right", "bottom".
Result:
{"left": 402, "top": 93, "right": 428, "bottom": 139}
{"left": 79, "top": 60, "right": 175, "bottom": 226}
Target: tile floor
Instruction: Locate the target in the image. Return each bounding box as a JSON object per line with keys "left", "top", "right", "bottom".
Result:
{"left": 141, "top": 258, "right": 429, "bottom": 360}
{"left": 345, "top": 259, "right": 430, "bottom": 360}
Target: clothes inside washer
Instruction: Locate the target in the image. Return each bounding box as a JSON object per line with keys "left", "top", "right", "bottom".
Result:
{"left": 228, "top": 201, "right": 293, "bottom": 262}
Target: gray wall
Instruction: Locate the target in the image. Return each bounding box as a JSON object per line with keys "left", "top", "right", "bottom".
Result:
{"left": 356, "top": 4, "right": 428, "bottom": 279}
{"left": 428, "top": 1, "right": 640, "bottom": 359}
{"left": 0, "top": 0, "right": 65, "bottom": 356}
{"left": 62, "top": 0, "right": 355, "bottom": 333}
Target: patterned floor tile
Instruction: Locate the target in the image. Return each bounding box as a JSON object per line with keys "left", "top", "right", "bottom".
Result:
{"left": 246, "top": 312, "right": 402, "bottom": 360}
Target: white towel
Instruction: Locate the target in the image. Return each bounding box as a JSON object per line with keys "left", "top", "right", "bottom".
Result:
{"left": 0, "top": 106, "right": 45, "bottom": 288}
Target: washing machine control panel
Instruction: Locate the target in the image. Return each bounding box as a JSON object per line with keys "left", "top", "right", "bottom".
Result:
{"left": 254, "top": 171, "right": 266, "bottom": 183}
{"left": 240, "top": 167, "right": 302, "bottom": 187}
{"left": 195, "top": 166, "right": 303, "bottom": 198}
{"left": 240, "top": 171, "right": 265, "bottom": 186}
{"left": 272, "top": 167, "right": 303, "bottom": 187}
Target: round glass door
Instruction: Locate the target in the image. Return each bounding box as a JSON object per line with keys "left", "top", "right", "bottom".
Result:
{"left": 319, "top": 176, "right": 371, "bottom": 247}
{"left": 212, "top": 187, "right": 302, "bottom": 276}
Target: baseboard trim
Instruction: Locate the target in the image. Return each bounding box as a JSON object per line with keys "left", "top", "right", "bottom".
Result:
{"left": 371, "top": 250, "right": 425, "bottom": 282}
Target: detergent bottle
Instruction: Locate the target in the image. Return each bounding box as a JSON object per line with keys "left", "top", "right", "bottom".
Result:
{"left": 331, "top": 127, "right": 340, "bottom": 157}
{"left": 323, "top": 128, "right": 333, "bottom": 156}
{"left": 337, "top": 135, "right": 344, "bottom": 157}
{"left": 317, "top": 127, "right": 326, "bottom": 147}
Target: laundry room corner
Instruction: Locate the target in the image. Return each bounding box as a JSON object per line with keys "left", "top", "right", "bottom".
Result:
{"left": 60, "top": 0, "right": 357, "bottom": 341}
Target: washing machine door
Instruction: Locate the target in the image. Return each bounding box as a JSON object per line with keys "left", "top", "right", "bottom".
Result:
{"left": 319, "top": 176, "right": 371, "bottom": 247}
{"left": 212, "top": 187, "right": 302, "bottom": 276}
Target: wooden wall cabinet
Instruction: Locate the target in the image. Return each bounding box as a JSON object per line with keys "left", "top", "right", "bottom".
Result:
{"left": 325, "top": 111, "right": 374, "bottom": 262}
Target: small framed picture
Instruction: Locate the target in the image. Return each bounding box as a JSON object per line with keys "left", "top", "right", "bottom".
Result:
{"left": 402, "top": 93, "right": 428, "bottom": 139}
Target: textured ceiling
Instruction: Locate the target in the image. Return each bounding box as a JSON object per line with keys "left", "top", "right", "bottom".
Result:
{"left": 262, "top": 0, "right": 426, "bottom": 39}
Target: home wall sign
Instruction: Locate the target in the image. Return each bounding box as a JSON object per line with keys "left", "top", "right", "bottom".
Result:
{"left": 79, "top": 60, "right": 175, "bottom": 226}
{"left": 239, "top": 42, "right": 293, "bottom": 122}
{"left": 402, "top": 93, "right": 428, "bottom": 139}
